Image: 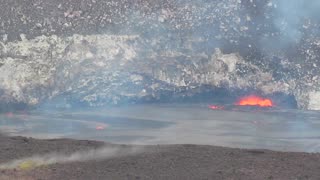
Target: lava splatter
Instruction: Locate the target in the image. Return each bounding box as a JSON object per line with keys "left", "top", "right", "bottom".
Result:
{"left": 208, "top": 105, "right": 224, "bottom": 110}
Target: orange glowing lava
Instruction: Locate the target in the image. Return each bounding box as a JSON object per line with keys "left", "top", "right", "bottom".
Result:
{"left": 236, "top": 95, "right": 273, "bottom": 107}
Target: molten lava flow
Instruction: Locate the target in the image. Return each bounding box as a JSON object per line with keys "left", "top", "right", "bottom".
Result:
{"left": 236, "top": 95, "right": 273, "bottom": 107}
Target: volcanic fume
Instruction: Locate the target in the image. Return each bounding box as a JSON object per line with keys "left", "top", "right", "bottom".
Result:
{"left": 0, "top": 0, "right": 320, "bottom": 110}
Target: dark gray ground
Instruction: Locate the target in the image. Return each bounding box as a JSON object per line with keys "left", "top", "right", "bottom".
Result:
{"left": 1, "top": 134, "right": 320, "bottom": 180}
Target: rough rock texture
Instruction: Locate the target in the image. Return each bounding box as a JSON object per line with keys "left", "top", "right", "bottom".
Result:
{"left": 0, "top": 0, "right": 320, "bottom": 110}
{"left": 1, "top": 135, "right": 320, "bottom": 180}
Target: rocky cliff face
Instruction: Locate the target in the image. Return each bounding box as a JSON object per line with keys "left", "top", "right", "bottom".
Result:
{"left": 0, "top": 0, "right": 319, "bottom": 110}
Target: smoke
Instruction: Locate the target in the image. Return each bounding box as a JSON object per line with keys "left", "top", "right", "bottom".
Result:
{"left": 1, "top": 0, "right": 320, "bottom": 110}
{"left": 0, "top": 145, "right": 143, "bottom": 170}
{"left": 250, "top": 0, "right": 320, "bottom": 53}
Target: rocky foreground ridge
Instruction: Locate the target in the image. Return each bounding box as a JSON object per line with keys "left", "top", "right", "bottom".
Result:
{"left": 0, "top": 0, "right": 319, "bottom": 110}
